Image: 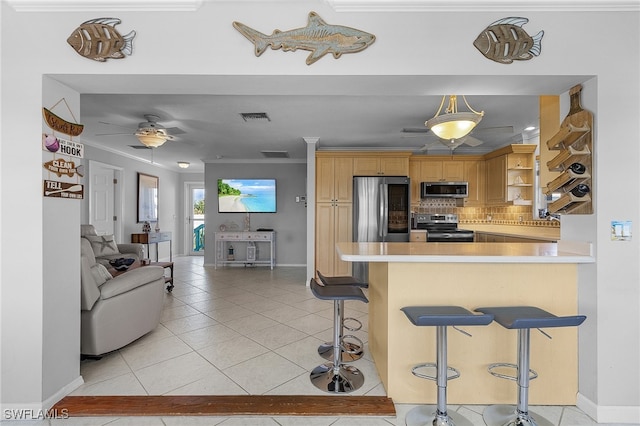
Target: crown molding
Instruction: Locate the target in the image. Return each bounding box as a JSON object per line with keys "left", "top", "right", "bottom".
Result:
{"left": 325, "top": 0, "right": 640, "bottom": 12}
{"left": 8, "top": 0, "right": 639, "bottom": 13}
{"left": 7, "top": 0, "right": 203, "bottom": 12}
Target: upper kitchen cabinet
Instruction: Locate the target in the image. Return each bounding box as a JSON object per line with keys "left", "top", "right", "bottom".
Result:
{"left": 484, "top": 144, "right": 537, "bottom": 206}
{"left": 352, "top": 153, "right": 410, "bottom": 176}
{"left": 463, "top": 160, "right": 485, "bottom": 206}
{"left": 420, "top": 159, "right": 464, "bottom": 182}
{"left": 316, "top": 154, "right": 353, "bottom": 203}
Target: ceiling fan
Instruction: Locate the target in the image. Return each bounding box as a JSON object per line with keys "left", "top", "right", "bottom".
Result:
{"left": 96, "top": 114, "right": 186, "bottom": 148}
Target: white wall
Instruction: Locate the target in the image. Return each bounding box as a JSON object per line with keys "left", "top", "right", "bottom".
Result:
{"left": 1, "top": 2, "right": 639, "bottom": 422}
{"left": 41, "top": 77, "right": 84, "bottom": 403}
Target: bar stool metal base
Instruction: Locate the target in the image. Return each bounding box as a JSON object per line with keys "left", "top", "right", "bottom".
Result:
{"left": 483, "top": 404, "right": 555, "bottom": 426}
{"left": 406, "top": 405, "right": 474, "bottom": 426}
{"left": 318, "top": 341, "right": 363, "bottom": 362}
{"left": 309, "top": 362, "right": 364, "bottom": 393}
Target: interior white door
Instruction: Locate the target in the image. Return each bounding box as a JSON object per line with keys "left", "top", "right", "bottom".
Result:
{"left": 89, "top": 162, "right": 115, "bottom": 237}
{"left": 186, "top": 182, "right": 205, "bottom": 255}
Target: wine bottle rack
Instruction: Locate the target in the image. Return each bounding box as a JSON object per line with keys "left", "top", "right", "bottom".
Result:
{"left": 545, "top": 85, "right": 593, "bottom": 215}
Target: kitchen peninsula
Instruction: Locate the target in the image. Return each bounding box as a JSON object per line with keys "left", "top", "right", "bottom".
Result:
{"left": 337, "top": 241, "right": 594, "bottom": 405}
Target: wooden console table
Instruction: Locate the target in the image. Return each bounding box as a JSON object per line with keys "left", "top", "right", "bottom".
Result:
{"left": 131, "top": 232, "right": 172, "bottom": 262}
{"left": 215, "top": 231, "right": 275, "bottom": 269}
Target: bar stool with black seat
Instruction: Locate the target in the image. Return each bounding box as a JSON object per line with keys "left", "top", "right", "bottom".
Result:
{"left": 316, "top": 270, "right": 368, "bottom": 362}
{"left": 309, "top": 278, "right": 369, "bottom": 393}
{"left": 401, "top": 306, "right": 495, "bottom": 426}
{"left": 475, "top": 306, "right": 586, "bottom": 426}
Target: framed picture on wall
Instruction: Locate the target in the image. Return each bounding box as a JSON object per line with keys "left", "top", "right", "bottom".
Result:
{"left": 138, "top": 172, "right": 159, "bottom": 223}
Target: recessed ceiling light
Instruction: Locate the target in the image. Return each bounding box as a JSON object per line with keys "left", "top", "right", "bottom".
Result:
{"left": 524, "top": 126, "right": 536, "bottom": 131}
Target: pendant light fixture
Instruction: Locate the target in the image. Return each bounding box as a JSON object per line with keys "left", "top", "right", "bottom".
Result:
{"left": 425, "top": 95, "right": 484, "bottom": 141}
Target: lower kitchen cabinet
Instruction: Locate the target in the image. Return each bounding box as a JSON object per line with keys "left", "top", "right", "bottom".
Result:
{"left": 475, "top": 232, "right": 554, "bottom": 243}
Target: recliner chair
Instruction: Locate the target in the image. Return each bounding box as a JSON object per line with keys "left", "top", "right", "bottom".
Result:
{"left": 80, "top": 237, "right": 165, "bottom": 356}
{"left": 81, "top": 224, "right": 145, "bottom": 267}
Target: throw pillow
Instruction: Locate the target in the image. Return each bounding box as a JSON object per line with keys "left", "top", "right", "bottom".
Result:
{"left": 90, "top": 263, "right": 113, "bottom": 286}
{"left": 86, "top": 234, "right": 120, "bottom": 257}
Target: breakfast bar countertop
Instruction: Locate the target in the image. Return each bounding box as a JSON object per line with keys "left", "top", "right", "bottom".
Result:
{"left": 336, "top": 241, "right": 594, "bottom": 264}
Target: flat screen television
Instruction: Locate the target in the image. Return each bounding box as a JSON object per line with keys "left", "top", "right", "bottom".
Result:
{"left": 218, "top": 179, "right": 276, "bottom": 213}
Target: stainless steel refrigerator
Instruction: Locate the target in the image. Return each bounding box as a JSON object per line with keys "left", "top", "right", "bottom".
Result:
{"left": 352, "top": 176, "right": 410, "bottom": 282}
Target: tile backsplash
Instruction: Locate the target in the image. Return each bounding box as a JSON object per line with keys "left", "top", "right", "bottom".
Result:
{"left": 414, "top": 199, "right": 559, "bottom": 227}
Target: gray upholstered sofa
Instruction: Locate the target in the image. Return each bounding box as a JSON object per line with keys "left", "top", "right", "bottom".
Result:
{"left": 81, "top": 224, "right": 145, "bottom": 267}
{"left": 80, "top": 237, "right": 165, "bottom": 356}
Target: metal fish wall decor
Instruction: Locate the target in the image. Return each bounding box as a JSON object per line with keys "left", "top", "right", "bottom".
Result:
{"left": 233, "top": 11, "right": 376, "bottom": 65}
{"left": 474, "top": 17, "right": 543, "bottom": 64}
{"left": 67, "top": 18, "right": 136, "bottom": 62}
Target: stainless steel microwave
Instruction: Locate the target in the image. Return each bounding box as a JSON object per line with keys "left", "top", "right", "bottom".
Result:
{"left": 421, "top": 181, "right": 469, "bottom": 198}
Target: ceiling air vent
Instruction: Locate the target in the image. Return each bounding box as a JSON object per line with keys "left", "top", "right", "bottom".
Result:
{"left": 129, "top": 145, "right": 151, "bottom": 150}
{"left": 261, "top": 150, "right": 289, "bottom": 158}
{"left": 240, "top": 112, "right": 270, "bottom": 122}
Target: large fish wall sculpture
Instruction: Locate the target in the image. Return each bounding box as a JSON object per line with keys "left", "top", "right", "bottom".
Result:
{"left": 67, "top": 18, "right": 136, "bottom": 62}
{"left": 474, "top": 17, "right": 543, "bottom": 64}
{"left": 233, "top": 11, "right": 376, "bottom": 65}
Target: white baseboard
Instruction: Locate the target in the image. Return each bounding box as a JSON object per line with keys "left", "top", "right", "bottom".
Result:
{"left": 577, "top": 393, "right": 640, "bottom": 424}
{"left": 202, "top": 263, "right": 306, "bottom": 268}
{"left": 44, "top": 375, "right": 85, "bottom": 410}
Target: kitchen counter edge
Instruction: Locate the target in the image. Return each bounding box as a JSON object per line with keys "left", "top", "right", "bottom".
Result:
{"left": 336, "top": 241, "right": 594, "bottom": 264}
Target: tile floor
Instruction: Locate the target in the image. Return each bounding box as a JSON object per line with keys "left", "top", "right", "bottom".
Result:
{"left": 14, "top": 256, "right": 612, "bottom": 425}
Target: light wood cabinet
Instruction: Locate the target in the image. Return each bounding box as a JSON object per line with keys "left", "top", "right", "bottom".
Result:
{"left": 315, "top": 154, "right": 355, "bottom": 276}
{"left": 353, "top": 156, "right": 409, "bottom": 176}
{"left": 410, "top": 230, "right": 427, "bottom": 242}
{"left": 463, "top": 160, "right": 485, "bottom": 206}
{"left": 315, "top": 202, "right": 352, "bottom": 276}
{"left": 484, "top": 145, "right": 536, "bottom": 206}
{"left": 485, "top": 155, "right": 507, "bottom": 205}
{"left": 419, "top": 160, "right": 464, "bottom": 182}
{"left": 475, "top": 232, "right": 552, "bottom": 243}
{"left": 316, "top": 156, "right": 353, "bottom": 203}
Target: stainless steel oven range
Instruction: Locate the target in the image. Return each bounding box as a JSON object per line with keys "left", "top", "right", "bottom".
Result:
{"left": 415, "top": 213, "right": 474, "bottom": 242}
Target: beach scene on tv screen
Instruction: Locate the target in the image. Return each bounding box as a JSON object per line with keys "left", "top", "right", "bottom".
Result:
{"left": 218, "top": 179, "right": 276, "bottom": 213}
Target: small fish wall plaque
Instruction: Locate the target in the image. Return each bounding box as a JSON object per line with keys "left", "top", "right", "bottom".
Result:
{"left": 233, "top": 11, "right": 376, "bottom": 65}
{"left": 474, "top": 17, "right": 543, "bottom": 64}
{"left": 67, "top": 18, "right": 136, "bottom": 62}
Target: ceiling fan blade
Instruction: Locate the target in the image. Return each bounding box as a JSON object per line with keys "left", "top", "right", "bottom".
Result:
{"left": 98, "top": 121, "right": 136, "bottom": 131}
{"left": 474, "top": 125, "right": 514, "bottom": 134}
{"left": 94, "top": 132, "right": 134, "bottom": 136}
{"left": 163, "top": 127, "right": 185, "bottom": 135}
{"left": 402, "top": 127, "right": 430, "bottom": 134}
{"left": 461, "top": 136, "right": 484, "bottom": 147}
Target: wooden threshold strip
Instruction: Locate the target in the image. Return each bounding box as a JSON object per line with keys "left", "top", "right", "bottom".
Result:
{"left": 53, "top": 395, "right": 396, "bottom": 417}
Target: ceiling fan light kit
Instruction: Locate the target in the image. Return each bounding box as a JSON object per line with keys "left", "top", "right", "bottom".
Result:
{"left": 425, "top": 95, "right": 484, "bottom": 141}
{"left": 136, "top": 130, "right": 170, "bottom": 148}
{"left": 177, "top": 161, "right": 190, "bottom": 168}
